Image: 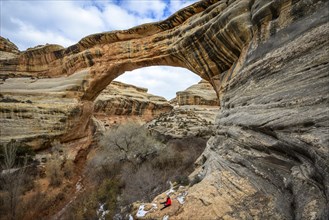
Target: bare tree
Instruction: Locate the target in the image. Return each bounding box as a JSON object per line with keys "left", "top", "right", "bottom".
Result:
{"left": 0, "top": 140, "right": 27, "bottom": 220}
{"left": 121, "top": 163, "right": 165, "bottom": 204}
{"left": 100, "top": 122, "right": 160, "bottom": 165}
{"left": 2, "top": 141, "right": 17, "bottom": 170}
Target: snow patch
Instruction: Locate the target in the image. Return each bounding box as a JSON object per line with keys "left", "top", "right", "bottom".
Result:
{"left": 129, "top": 214, "right": 134, "bottom": 220}
{"left": 136, "top": 204, "right": 157, "bottom": 218}
{"left": 163, "top": 215, "right": 169, "bottom": 220}
{"left": 76, "top": 177, "right": 83, "bottom": 192}
{"left": 177, "top": 191, "right": 188, "bottom": 204}
{"left": 166, "top": 181, "right": 175, "bottom": 195}
{"left": 136, "top": 205, "right": 148, "bottom": 218}
{"left": 152, "top": 203, "right": 158, "bottom": 209}
{"left": 97, "top": 203, "right": 109, "bottom": 220}
{"left": 1, "top": 168, "right": 20, "bottom": 175}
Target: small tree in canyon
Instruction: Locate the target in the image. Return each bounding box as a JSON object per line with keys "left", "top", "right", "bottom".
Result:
{"left": 100, "top": 122, "right": 160, "bottom": 167}
{"left": 83, "top": 122, "right": 207, "bottom": 218}
{"left": 0, "top": 141, "right": 27, "bottom": 220}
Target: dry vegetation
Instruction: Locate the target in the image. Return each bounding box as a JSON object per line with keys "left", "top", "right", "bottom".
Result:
{"left": 0, "top": 122, "right": 206, "bottom": 219}
{"left": 65, "top": 122, "right": 206, "bottom": 219}
{"left": 0, "top": 139, "right": 76, "bottom": 220}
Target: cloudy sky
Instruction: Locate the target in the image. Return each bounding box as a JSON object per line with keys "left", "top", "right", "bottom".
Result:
{"left": 0, "top": 0, "right": 201, "bottom": 100}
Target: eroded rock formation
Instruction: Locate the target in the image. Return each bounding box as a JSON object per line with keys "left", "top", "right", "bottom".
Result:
{"left": 94, "top": 81, "right": 173, "bottom": 125}
{"left": 175, "top": 80, "right": 219, "bottom": 106}
{"left": 147, "top": 105, "right": 218, "bottom": 140}
{"left": 0, "top": 0, "right": 328, "bottom": 219}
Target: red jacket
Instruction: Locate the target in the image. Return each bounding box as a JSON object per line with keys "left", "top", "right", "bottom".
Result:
{"left": 165, "top": 198, "right": 172, "bottom": 206}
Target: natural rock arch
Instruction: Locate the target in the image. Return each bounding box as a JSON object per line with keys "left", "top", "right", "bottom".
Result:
{"left": 0, "top": 0, "right": 328, "bottom": 219}
{"left": 1, "top": 0, "right": 251, "bottom": 101}
{"left": 1, "top": 0, "right": 252, "bottom": 144}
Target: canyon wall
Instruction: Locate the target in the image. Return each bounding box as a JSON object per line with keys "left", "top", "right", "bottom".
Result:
{"left": 0, "top": 0, "right": 328, "bottom": 219}
{"left": 175, "top": 2, "right": 329, "bottom": 218}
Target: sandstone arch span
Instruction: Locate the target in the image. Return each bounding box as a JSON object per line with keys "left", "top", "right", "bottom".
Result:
{"left": 1, "top": 0, "right": 253, "bottom": 144}
{"left": 1, "top": 0, "right": 252, "bottom": 102}
{"left": 1, "top": 0, "right": 329, "bottom": 219}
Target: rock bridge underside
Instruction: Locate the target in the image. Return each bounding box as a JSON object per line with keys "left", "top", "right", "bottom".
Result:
{"left": 0, "top": 0, "right": 328, "bottom": 219}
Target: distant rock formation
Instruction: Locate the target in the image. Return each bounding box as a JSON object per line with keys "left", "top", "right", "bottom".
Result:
{"left": 175, "top": 80, "right": 219, "bottom": 106}
{"left": 0, "top": 36, "right": 19, "bottom": 54}
{"left": 147, "top": 105, "right": 218, "bottom": 140}
{"left": 94, "top": 81, "right": 173, "bottom": 125}
{"left": 0, "top": 0, "right": 328, "bottom": 219}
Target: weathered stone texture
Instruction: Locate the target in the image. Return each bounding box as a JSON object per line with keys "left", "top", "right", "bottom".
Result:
{"left": 94, "top": 81, "right": 172, "bottom": 118}
{"left": 175, "top": 80, "right": 219, "bottom": 106}
{"left": 0, "top": 70, "right": 92, "bottom": 148}
{"left": 147, "top": 105, "right": 218, "bottom": 140}
{"left": 0, "top": 0, "right": 328, "bottom": 219}
{"left": 0, "top": 36, "right": 19, "bottom": 54}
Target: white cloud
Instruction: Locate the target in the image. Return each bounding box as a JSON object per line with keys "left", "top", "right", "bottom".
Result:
{"left": 121, "top": 0, "right": 167, "bottom": 20}
{"left": 1, "top": 0, "right": 105, "bottom": 49}
{"left": 115, "top": 66, "right": 201, "bottom": 100}
{"left": 102, "top": 3, "right": 157, "bottom": 30}
{"left": 0, "top": 0, "right": 202, "bottom": 99}
{"left": 169, "top": 0, "right": 199, "bottom": 14}
{"left": 7, "top": 18, "right": 76, "bottom": 49}
{"left": 0, "top": 0, "right": 199, "bottom": 50}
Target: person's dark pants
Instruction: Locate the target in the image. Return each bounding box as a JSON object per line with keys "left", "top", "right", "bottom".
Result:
{"left": 160, "top": 204, "right": 170, "bottom": 210}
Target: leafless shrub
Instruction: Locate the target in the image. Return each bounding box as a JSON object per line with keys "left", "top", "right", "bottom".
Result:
{"left": 87, "top": 122, "right": 161, "bottom": 180}
{"left": 84, "top": 123, "right": 207, "bottom": 216}
{"left": 121, "top": 163, "right": 165, "bottom": 204}
{"left": 100, "top": 122, "right": 159, "bottom": 165}
{"left": 65, "top": 179, "right": 121, "bottom": 220}
{"left": 0, "top": 141, "right": 27, "bottom": 220}
{"left": 46, "top": 156, "right": 63, "bottom": 187}
{"left": 46, "top": 139, "right": 75, "bottom": 186}
{"left": 63, "top": 158, "right": 74, "bottom": 178}
{"left": 16, "top": 190, "right": 47, "bottom": 220}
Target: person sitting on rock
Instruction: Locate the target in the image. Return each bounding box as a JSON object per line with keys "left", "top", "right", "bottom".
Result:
{"left": 160, "top": 196, "right": 172, "bottom": 210}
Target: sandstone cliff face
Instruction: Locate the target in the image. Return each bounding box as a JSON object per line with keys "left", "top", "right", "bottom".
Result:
{"left": 94, "top": 81, "right": 173, "bottom": 124}
{"left": 0, "top": 70, "right": 92, "bottom": 149}
{"left": 175, "top": 80, "right": 219, "bottom": 106}
{"left": 0, "top": 0, "right": 328, "bottom": 219}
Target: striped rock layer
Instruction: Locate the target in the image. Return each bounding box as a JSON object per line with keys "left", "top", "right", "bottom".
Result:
{"left": 94, "top": 81, "right": 173, "bottom": 122}
{"left": 175, "top": 80, "right": 220, "bottom": 106}
{"left": 0, "top": 0, "right": 328, "bottom": 219}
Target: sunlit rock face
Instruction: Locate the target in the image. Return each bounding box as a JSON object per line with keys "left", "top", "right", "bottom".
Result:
{"left": 0, "top": 71, "right": 93, "bottom": 149}
{"left": 0, "top": 36, "right": 19, "bottom": 55}
{"left": 0, "top": 0, "right": 328, "bottom": 219}
{"left": 94, "top": 81, "right": 173, "bottom": 121}
{"left": 175, "top": 80, "right": 219, "bottom": 106}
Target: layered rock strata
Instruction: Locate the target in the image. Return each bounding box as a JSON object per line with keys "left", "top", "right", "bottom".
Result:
{"left": 147, "top": 105, "right": 218, "bottom": 140}
{"left": 0, "top": 36, "right": 19, "bottom": 55}
{"left": 175, "top": 80, "right": 219, "bottom": 106}
{"left": 94, "top": 81, "right": 173, "bottom": 125}
{"left": 0, "top": 70, "right": 92, "bottom": 149}
{"left": 0, "top": 0, "right": 328, "bottom": 219}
